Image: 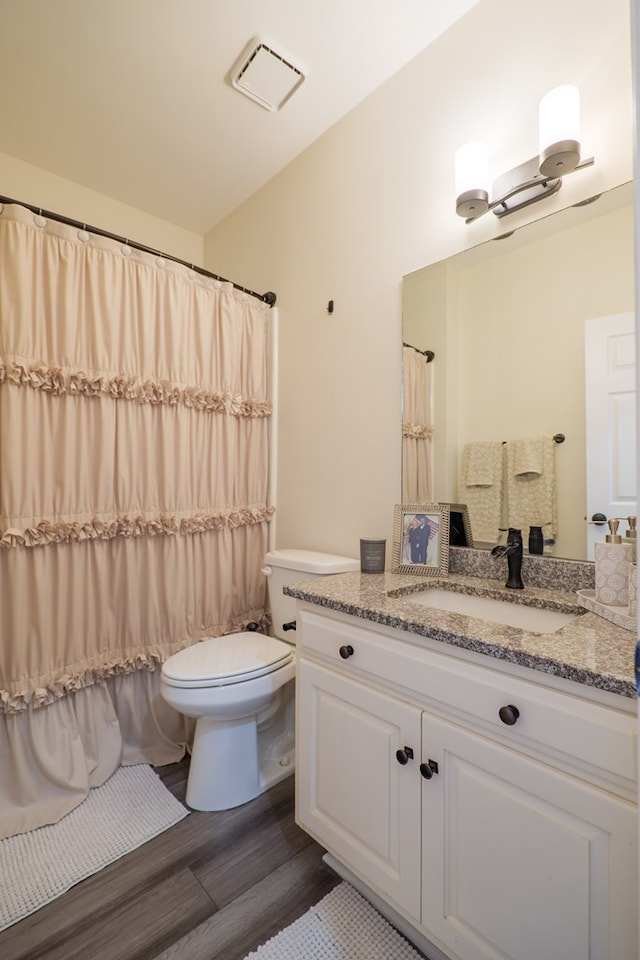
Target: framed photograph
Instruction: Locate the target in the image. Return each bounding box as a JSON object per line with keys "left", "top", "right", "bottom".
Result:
{"left": 392, "top": 503, "right": 451, "bottom": 576}
{"left": 440, "top": 502, "right": 474, "bottom": 548}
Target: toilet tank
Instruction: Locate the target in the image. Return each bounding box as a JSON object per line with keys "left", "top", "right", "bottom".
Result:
{"left": 263, "top": 549, "right": 360, "bottom": 642}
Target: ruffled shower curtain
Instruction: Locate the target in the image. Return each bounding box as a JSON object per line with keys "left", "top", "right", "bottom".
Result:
{"left": 402, "top": 346, "right": 433, "bottom": 502}
{"left": 0, "top": 202, "right": 273, "bottom": 838}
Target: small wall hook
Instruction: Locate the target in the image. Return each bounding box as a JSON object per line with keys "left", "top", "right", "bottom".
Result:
{"left": 327, "top": 300, "right": 334, "bottom": 314}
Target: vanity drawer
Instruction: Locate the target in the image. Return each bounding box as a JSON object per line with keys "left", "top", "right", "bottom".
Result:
{"left": 298, "top": 608, "right": 637, "bottom": 788}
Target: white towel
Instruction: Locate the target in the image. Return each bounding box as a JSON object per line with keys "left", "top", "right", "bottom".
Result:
{"left": 459, "top": 442, "right": 503, "bottom": 543}
{"left": 505, "top": 436, "right": 557, "bottom": 540}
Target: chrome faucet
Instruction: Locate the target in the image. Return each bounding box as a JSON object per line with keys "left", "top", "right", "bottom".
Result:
{"left": 491, "top": 528, "right": 524, "bottom": 589}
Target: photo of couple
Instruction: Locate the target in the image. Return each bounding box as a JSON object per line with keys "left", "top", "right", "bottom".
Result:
{"left": 392, "top": 503, "right": 450, "bottom": 576}
{"left": 402, "top": 512, "right": 439, "bottom": 566}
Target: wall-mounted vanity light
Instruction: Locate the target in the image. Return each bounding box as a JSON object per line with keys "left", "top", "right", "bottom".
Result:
{"left": 455, "top": 85, "right": 594, "bottom": 223}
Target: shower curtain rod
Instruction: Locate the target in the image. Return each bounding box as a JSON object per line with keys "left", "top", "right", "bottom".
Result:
{"left": 403, "top": 342, "right": 435, "bottom": 361}
{"left": 0, "top": 193, "right": 277, "bottom": 307}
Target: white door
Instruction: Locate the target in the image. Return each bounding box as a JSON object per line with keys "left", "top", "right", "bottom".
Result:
{"left": 296, "top": 659, "right": 423, "bottom": 919}
{"left": 585, "top": 312, "right": 636, "bottom": 559}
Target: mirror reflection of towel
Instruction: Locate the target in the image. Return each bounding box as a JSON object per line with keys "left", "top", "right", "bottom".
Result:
{"left": 506, "top": 436, "right": 557, "bottom": 538}
{"left": 459, "top": 442, "right": 503, "bottom": 542}
{"left": 462, "top": 441, "right": 499, "bottom": 487}
{"left": 513, "top": 437, "right": 545, "bottom": 477}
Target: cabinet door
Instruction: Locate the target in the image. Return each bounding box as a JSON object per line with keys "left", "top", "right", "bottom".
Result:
{"left": 296, "top": 659, "right": 422, "bottom": 919}
{"left": 421, "top": 714, "right": 637, "bottom": 960}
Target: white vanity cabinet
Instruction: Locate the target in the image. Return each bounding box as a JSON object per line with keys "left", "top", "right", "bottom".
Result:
{"left": 295, "top": 605, "right": 638, "bottom": 960}
{"left": 297, "top": 657, "right": 423, "bottom": 918}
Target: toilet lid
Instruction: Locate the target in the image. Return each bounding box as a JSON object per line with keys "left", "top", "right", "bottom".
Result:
{"left": 161, "top": 632, "right": 293, "bottom": 688}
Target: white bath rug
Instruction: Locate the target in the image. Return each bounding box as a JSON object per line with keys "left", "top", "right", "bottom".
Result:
{"left": 0, "top": 763, "right": 188, "bottom": 932}
{"left": 244, "top": 882, "right": 425, "bottom": 959}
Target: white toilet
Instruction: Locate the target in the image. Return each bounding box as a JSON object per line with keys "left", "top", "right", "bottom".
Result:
{"left": 160, "top": 548, "right": 359, "bottom": 811}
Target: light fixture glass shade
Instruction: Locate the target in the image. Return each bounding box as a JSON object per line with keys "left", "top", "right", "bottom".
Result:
{"left": 538, "top": 85, "right": 581, "bottom": 177}
{"left": 455, "top": 141, "right": 489, "bottom": 218}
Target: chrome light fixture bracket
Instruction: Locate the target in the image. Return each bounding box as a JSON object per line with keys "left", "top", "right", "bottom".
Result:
{"left": 456, "top": 188, "right": 490, "bottom": 220}
{"left": 463, "top": 154, "right": 594, "bottom": 224}
{"left": 539, "top": 138, "right": 581, "bottom": 178}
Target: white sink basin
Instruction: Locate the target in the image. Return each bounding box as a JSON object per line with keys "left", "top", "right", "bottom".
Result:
{"left": 406, "top": 588, "right": 580, "bottom": 634}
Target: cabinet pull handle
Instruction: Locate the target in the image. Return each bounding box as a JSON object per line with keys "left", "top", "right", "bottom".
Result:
{"left": 498, "top": 704, "right": 520, "bottom": 726}
{"left": 339, "top": 644, "right": 354, "bottom": 659}
{"left": 396, "top": 746, "right": 414, "bottom": 765}
{"left": 420, "top": 759, "right": 439, "bottom": 779}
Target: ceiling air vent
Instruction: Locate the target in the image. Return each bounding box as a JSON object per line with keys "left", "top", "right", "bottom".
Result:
{"left": 228, "top": 39, "right": 306, "bottom": 112}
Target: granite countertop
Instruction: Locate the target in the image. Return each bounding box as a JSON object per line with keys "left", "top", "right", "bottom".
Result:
{"left": 284, "top": 569, "right": 638, "bottom": 699}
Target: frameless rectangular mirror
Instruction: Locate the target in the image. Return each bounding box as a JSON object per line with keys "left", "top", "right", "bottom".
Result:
{"left": 402, "top": 181, "right": 636, "bottom": 561}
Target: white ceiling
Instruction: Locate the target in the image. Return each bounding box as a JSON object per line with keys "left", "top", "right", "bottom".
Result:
{"left": 0, "top": 0, "right": 483, "bottom": 234}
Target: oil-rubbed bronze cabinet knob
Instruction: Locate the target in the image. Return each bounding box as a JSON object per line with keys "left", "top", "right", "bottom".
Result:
{"left": 499, "top": 704, "right": 520, "bottom": 726}
{"left": 339, "top": 644, "right": 354, "bottom": 659}
{"left": 420, "top": 759, "right": 439, "bottom": 779}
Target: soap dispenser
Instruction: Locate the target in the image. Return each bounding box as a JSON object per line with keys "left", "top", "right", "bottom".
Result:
{"left": 594, "top": 519, "right": 632, "bottom": 607}
{"left": 528, "top": 526, "right": 544, "bottom": 555}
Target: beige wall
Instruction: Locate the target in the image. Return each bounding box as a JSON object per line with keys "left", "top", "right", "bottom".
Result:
{"left": 204, "top": 0, "right": 633, "bottom": 559}
{"left": 0, "top": 151, "right": 203, "bottom": 265}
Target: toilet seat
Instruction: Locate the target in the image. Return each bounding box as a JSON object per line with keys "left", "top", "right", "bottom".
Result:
{"left": 161, "top": 632, "right": 293, "bottom": 688}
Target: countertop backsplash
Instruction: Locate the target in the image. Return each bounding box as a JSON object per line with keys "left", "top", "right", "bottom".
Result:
{"left": 449, "top": 546, "right": 595, "bottom": 592}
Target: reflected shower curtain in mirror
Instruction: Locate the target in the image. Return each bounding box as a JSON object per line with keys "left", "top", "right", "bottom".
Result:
{"left": 0, "top": 202, "right": 273, "bottom": 837}
{"left": 402, "top": 347, "right": 433, "bottom": 502}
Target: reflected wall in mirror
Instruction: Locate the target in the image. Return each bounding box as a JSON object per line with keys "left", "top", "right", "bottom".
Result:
{"left": 402, "top": 182, "right": 635, "bottom": 561}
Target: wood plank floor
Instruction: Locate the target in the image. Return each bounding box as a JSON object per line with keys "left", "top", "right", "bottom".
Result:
{"left": 0, "top": 759, "right": 341, "bottom": 960}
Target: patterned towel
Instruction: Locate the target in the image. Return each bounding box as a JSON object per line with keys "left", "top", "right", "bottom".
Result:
{"left": 505, "top": 436, "right": 557, "bottom": 538}
{"left": 459, "top": 442, "right": 504, "bottom": 542}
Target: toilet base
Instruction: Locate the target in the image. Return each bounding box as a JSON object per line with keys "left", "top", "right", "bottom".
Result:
{"left": 187, "top": 714, "right": 257, "bottom": 811}
{"left": 185, "top": 715, "right": 295, "bottom": 811}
